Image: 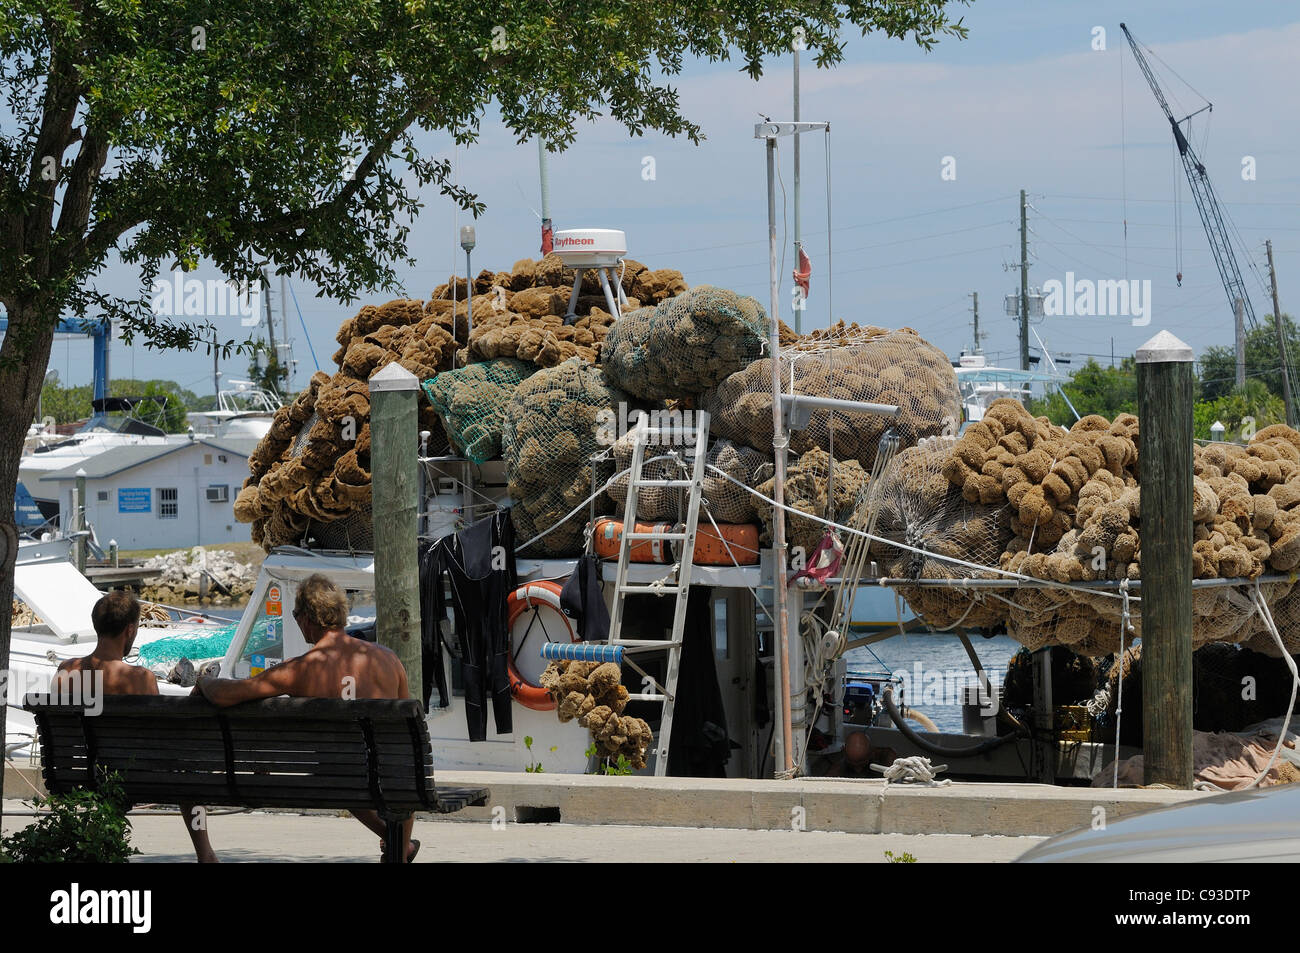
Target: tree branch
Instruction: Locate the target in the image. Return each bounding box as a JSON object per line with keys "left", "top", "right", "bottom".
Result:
{"left": 253, "top": 94, "right": 436, "bottom": 237}
{"left": 51, "top": 128, "right": 109, "bottom": 272}
{"left": 24, "top": 36, "right": 81, "bottom": 257}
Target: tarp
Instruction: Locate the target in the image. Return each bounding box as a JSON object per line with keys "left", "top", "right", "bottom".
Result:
{"left": 13, "top": 560, "right": 103, "bottom": 641}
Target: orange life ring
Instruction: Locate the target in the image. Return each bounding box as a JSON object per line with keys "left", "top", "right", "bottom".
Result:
{"left": 506, "top": 581, "right": 577, "bottom": 711}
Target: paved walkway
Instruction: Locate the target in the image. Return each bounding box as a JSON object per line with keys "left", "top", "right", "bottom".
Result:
{"left": 1, "top": 803, "right": 1041, "bottom": 862}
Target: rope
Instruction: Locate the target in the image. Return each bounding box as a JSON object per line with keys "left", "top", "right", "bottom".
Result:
{"left": 705, "top": 464, "right": 1135, "bottom": 604}
{"left": 1114, "top": 579, "right": 1133, "bottom": 789}
{"left": 1238, "top": 583, "right": 1297, "bottom": 790}
{"left": 4, "top": 755, "right": 46, "bottom": 799}
{"left": 871, "top": 755, "right": 951, "bottom": 786}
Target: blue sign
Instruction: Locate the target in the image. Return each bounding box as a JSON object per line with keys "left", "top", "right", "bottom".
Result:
{"left": 117, "top": 487, "right": 151, "bottom": 513}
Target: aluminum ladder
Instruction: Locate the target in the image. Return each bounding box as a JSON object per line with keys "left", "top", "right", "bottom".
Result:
{"left": 606, "top": 411, "right": 710, "bottom": 776}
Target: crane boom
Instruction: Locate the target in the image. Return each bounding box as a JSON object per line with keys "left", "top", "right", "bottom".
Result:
{"left": 1120, "top": 22, "right": 1257, "bottom": 329}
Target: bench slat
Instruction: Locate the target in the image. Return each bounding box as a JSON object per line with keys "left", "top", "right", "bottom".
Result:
{"left": 26, "top": 695, "right": 478, "bottom": 818}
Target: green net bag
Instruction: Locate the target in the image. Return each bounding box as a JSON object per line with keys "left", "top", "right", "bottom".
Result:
{"left": 422, "top": 358, "right": 535, "bottom": 463}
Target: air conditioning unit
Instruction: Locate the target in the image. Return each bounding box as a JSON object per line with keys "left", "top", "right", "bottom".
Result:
{"left": 206, "top": 485, "right": 229, "bottom": 503}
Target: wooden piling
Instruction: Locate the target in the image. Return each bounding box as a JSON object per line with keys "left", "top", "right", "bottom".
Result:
{"left": 1136, "top": 330, "right": 1194, "bottom": 788}
{"left": 369, "top": 362, "right": 423, "bottom": 703}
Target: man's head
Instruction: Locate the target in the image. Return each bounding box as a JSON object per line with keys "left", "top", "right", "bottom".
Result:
{"left": 92, "top": 590, "right": 141, "bottom": 652}
{"left": 292, "top": 574, "right": 348, "bottom": 642}
{"left": 844, "top": 731, "right": 872, "bottom": 770}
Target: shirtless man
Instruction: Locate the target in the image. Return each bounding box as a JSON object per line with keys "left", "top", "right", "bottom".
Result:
{"left": 54, "top": 590, "right": 218, "bottom": 863}
{"left": 194, "top": 573, "right": 417, "bottom": 861}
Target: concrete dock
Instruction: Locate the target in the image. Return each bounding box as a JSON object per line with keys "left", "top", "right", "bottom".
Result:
{"left": 3, "top": 764, "right": 1205, "bottom": 861}
{"left": 0, "top": 803, "right": 1040, "bottom": 862}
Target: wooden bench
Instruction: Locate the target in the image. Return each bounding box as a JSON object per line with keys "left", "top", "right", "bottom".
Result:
{"left": 23, "top": 694, "right": 489, "bottom": 862}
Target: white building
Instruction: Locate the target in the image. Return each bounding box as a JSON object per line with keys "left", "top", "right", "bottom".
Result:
{"left": 38, "top": 436, "right": 257, "bottom": 550}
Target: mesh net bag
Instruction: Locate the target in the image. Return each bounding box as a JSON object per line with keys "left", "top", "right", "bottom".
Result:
{"left": 502, "top": 358, "right": 630, "bottom": 556}
{"left": 703, "top": 326, "right": 960, "bottom": 472}
{"left": 422, "top": 358, "right": 535, "bottom": 463}
{"left": 600, "top": 286, "right": 770, "bottom": 400}
{"left": 607, "top": 434, "right": 766, "bottom": 524}
{"left": 868, "top": 441, "right": 1013, "bottom": 630}
{"left": 753, "top": 448, "right": 870, "bottom": 556}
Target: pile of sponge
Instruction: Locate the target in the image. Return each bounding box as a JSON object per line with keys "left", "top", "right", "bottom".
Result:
{"left": 539, "top": 660, "right": 654, "bottom": 768}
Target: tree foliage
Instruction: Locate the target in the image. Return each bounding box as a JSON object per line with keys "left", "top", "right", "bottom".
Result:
{"left": 1198, "top": 314, "right": 1300, "bottom": 402}
{"left": 1193, "top": 379, "right": 1285, "bottom": 442}
{"left": 38, "top": 378, "right": 200, "bottom": 431}
{"left": 0, "top": 0, "right": 969, "bottom": 360}
{"left": 1027, "top": 358, "right": 1137, "bottom": 425}
{"left": 248, "top": 344, "right": 289, "bottom": 399}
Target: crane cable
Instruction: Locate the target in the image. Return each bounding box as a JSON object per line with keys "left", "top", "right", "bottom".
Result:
{"left": 1120, "top": 41, "right": 1129, "bottom": 284}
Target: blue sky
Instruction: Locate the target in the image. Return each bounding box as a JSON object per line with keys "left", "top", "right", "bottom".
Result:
{"left": 40, "top": 0, "right": 1300, "bottom": 397}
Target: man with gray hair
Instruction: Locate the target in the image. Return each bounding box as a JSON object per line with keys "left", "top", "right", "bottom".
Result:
{"left": 195, "top": 573, "right": 416, "bottom": 861}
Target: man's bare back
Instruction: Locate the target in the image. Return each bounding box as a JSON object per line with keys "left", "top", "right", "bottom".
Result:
{"left": 196, "top": 631, "right": 407, "bottom": 705}
{"left": 193, "top": 574, "right": 416, "bottom": 861}
{"left": 55, "top": 654, "right": 156, "bottom": 697}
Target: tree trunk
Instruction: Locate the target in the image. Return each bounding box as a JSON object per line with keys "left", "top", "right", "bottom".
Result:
{"left": 0, "top": 300, "right": 59, "bottom": 824}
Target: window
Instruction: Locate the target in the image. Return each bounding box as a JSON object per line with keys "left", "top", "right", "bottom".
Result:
{"left": 159, "top": 487, "right": 178, "bottom": 518}
{"left": 96, "top": 491, "right": 108, "bottom": 502}
{"left": 203, "top": 453, "right": 212, "bottom": 465}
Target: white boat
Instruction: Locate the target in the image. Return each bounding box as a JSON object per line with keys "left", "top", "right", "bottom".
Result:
{"left": 4, "top": 537, "right": 229, "bottom": 761}
{"left": 18, "top": 412, "right": 184, "bottom": 526}
{"left": 187, "top": 381, "right": 283, "bottom": 442}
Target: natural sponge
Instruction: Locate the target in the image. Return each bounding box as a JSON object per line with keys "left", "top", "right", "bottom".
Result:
{"left": 422, "top": 358, "right": 535, "bottom": 463}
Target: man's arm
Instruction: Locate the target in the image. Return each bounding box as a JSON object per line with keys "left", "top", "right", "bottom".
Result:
{"left": 195, "top": 658, "right": 304, "bottom": 707}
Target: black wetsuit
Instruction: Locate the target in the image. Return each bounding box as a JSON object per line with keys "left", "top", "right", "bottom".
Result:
{"left": 560, "top": 553, "right": 610, "bottom": 642}
{"left": 419, "top": 510, "right": 516, "bottom": 740}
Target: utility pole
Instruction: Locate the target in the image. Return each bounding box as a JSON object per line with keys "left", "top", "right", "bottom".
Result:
{"left": 1234, "top": 297, "right": 1245, "bottom": 389}
{"left": 1267, "top": 240, "right": 1295, "bottom": 428}
{"left": 280, "top": 273, "right": 292, "bottom": 394}
{"left": 1019, "top": 189, "right": 1030, "bottom": 372}
{"left": 970, "top": 291, "right": 982, "bottom": 354}
{"left": 792, "top": 46, "right": 802, "bottom": 335}
{"left": 262, "top": 269, "right": 278, "bottom": 393}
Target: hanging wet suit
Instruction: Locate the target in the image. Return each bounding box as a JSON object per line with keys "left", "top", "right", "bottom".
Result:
{"left": 419, "top": 510, "right": 517, "bottom": 740}
{"left": 559, "top": 553, "right": 610, "bottom": 642}
{"left": 418, "top": 538, "right": 454, "bottom": 710}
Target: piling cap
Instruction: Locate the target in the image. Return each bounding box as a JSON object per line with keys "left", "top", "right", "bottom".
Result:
{"left": 368, "top": 361, "right": 419, "bottom": 392}
{"left": 1136, "top": 329, "right": 1194, "bottom": 364}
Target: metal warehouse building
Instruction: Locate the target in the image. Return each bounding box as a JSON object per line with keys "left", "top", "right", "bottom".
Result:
{"left": 38, "top": 436, "right": 257, "bottom": 550}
